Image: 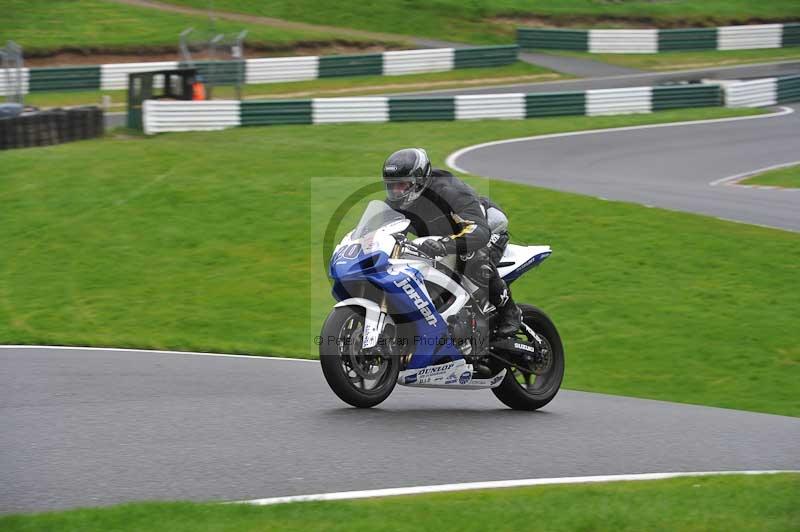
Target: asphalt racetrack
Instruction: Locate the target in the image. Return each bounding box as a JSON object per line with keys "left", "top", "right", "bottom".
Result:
{"left": 449, "top": 105, "right": 800, "bottom": 232}
{"left": 2, "top": 347, "right": 799, "bottom": 513}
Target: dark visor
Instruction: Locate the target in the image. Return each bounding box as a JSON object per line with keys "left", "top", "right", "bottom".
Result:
{"left": 384, "top": 175, "right": 414, "bottom": 200}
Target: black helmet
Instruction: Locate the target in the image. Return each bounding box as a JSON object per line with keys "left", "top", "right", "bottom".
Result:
{"left": 382, "top": 148, "right": 432, "bottom": 209}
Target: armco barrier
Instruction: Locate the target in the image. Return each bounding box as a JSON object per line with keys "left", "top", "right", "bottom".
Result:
{"left": 652, "top": 84, "right": 722, "bottom": 110}
{"left": 142, "top": 83, "right": 726, "bottom": 134}
{"left": 455, "top": 93, "right": 525, "bottom": 120}
{"left": 590, "top": 30, "right": 658, "bottom": 54}
{"left": 658, "top": 29, "right": 717, "bottom": 51}
{"left": 517, "top": 29, "right": 588, "bottom": 50}
{"left": 717, "top": 24, "right": 782, "bottom": 51}
{"left": 454, "top": 46, "right": 518, "bottom": 69}
{"left": 2, "top": 46, "right": 517, "bottom": 97}
{"left": 725, "top": 78, "right": 778, "bottom": 107}
{"left": 318, "top": 54, "right": 383, "bottom": 78}
{"left": 526, "top": 92, "right": 585, "bottom": 116}
{"left": 724, "top": 75, "right": 800, "bottom": 107}
{"left": 240, "top": 100, "right": 312, "bottom": 126}
{"left": 245, "top": 56, "right": 318, "bottom": 84}
{"left": 518, "top": 23, "right": 800, "bottom": 53}
{"left": 388, "top": 97, "right": 455, "bottom": 122}
{"left": 143, "top": 100, "right": 240, "bottom": 134}
{"left": 0, "top": 68, "right": 29, "bottom": 96}
{"left": 586, "top": 87, "right": 651, "bottom": 115}
{"left": 139, "top": 77, "right": 800, "bottom": 135}
{"left": 784, "top": 23, "right": 800, "bottom": 46}
{"left": 28, "top": 66, "right": 101, "bottom": 92}
{"left": 312, "top": 97, "right": 388, "bottom": 124}
{"left": 383, "top": 49, "right": 454, "bottom": 75}
{"left": 777, "top": 75, "right": 800, "bottom": 102}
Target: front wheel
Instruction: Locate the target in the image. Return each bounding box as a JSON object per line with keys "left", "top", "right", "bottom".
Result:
{"left": 319, "top": 306, "right": 400, "bottom": 408}
{"left": 492, "top": 304, "right": 565, "bottom": 411}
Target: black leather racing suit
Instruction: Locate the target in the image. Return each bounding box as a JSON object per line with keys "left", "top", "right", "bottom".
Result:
{"left": 391, "top": 168, "right": 513, "bottom": 313}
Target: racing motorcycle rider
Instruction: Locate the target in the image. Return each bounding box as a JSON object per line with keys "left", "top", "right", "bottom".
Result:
{"left": 382, "top": 147, "right": 521, "bottom": 337}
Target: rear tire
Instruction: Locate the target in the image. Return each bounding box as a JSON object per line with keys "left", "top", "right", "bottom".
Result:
{"left": 492, "top": 304, "right": 564, "bottom": 411}
{"left": 319, "top": 306, "right": 399, "bottom": 408}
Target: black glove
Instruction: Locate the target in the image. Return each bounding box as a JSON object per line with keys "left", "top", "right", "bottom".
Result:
{"left": 419, "top": 238, "right": 453, "bottom": 258}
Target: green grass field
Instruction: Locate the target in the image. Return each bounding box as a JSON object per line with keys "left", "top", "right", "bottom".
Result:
{"left": 741, "top": 163, "right": 800, "bottom": 188}
{"left": 163, "top": 0, "right": 800, "bottom": 44}
{"left": 549, "top": 48, "right": 800, "bottom": 71}
{"left": 24, "top": 62, "right": 560, "bottom": 110}
{"left": 1, "top": 474, "right": 797, "bottom": 531}
{"left": 1, "top": 0, "right": 391, "bottom": 54}
{"left": 3, "top": 106, "right": 799, "bottom": 417}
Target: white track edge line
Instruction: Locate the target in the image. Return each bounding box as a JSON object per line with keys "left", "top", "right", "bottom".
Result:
{"left": 446, "top": 106, "right": 794, "bottom": 174}
{"left": 238, "top": 470, "right": 799, "bottom": 506}
{"left": 0, "top": 345, "right": 316, "bottom": 362}
{"left": 709, "top": 159, "right": 800, "bottom": 186}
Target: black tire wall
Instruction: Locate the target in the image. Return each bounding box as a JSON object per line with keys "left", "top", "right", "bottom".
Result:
{"left": 0, "top": 106, "right": 104, "bottom": 150}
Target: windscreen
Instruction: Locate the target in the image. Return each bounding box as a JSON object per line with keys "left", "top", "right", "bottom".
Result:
{"left": 352, "top": 200, "right": 406, "bottom": 239}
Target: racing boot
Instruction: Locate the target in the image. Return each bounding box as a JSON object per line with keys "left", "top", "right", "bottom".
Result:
{"left": 488, "top": 273, "right": 521, "bottom": 337}
{"left": 494, "top": 296, "right": 522, "bottom": 338}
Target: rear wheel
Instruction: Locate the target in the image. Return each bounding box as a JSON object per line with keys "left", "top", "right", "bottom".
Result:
{"left": 492, "top": 304, "right": 564, "bottom": 411}
{"left": 319, "top": 306, "right": 399, "bottom": 408}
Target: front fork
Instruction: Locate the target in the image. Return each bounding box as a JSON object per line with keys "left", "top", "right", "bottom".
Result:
{"left": 333, "top": 296, "right": 391, "bottom": 350}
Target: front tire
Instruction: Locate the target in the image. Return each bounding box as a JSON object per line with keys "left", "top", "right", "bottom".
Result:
{"left": 319, "top": 306, "right": 399, "bottom": 408}
{"left": 492, "top": 304, "right": 564, "bottom": 411}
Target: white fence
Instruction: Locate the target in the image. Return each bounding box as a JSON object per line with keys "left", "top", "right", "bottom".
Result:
{"left": 143, "top": 100, "right": 241, "bottom": 135}
{"left": 383, "top": 49, "right": 454, "bottom": 75}
{"left": 724, "top": 78, "right": 778, "bottom": 107}
{"left": 245, "top": 56, "right": 319, "bottom": 84}
{"left": 455, "top": 93, "right": 525, "bottom": 120}
{"left": 139, "top": 78, "right": 794, "bottom": 134}
{"left": 589, "top": 30, "right": 659, "bottom": 54}
{"left": 718, "top": 24, "right": 783, "bottom": 51}
{"left": 1, "top": 45, "right": 515, "bottom": 97}
{"left": 587, "top": 87, "right": 652, "bottom": 115}
{"left": 521, "top": 23, "right": 798, "bottom": 53}
{"left": 0, "top": 68, "right": 29, "bottom": 97}
{"left": 312, "top": 97, "right": 389, "bottom": 124}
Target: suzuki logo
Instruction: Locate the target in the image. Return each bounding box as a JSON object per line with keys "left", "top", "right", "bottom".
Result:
{"left": 514, "top": 342, "right": 536, "bottom": 353}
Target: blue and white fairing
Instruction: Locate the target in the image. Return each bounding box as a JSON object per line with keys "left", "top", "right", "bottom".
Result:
{"left": 329, "top": 201, "right": 462, "bottom": 370}
{"left": 498, "top": 244, "right": 553, "bottom": 284}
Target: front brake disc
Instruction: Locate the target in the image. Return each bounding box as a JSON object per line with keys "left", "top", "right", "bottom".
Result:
{"left": 346, "top": 328, "right": 387, "bottom": 381}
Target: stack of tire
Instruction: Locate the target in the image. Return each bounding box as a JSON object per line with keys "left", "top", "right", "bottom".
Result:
{"left": 0, "top": 106, "right": 104, "bottom": 150}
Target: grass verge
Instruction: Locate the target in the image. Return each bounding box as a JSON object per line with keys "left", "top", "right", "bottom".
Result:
{"left": 548, "top": 48, "right": 800, "bottom": 72}
{"left": 23, "top": 62, "right": 561, "bottom": 110}
{"left": 1, "top": 474, "right": 798, "bottom": 531}
{"left": 3, "top": 107, "right": 800, "bottom": 417}
{"left": 2, "top": 0, "right": 392, "bottom": 55}
{"left": 162, "top": 0, "right": 800, "bottom": 44}
{"left": 741, "top": 163, "right": 800, "bottom": 188}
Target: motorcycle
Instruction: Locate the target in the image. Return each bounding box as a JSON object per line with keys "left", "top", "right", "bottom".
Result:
{"left": 319, "top": 200, "right": 564, "bottom": 410}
